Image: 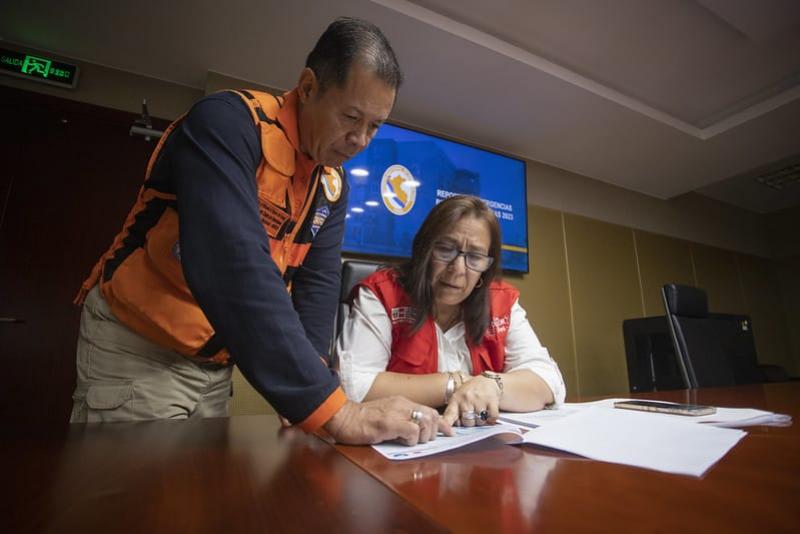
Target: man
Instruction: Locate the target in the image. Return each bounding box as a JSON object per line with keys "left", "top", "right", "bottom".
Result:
{"left": 70, "top": 17, "right": 449, "bottom": 445}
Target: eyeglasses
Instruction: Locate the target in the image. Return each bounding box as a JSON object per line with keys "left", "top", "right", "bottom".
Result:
{"left": 431, "top": 242, "right": 494, "bottom": 272}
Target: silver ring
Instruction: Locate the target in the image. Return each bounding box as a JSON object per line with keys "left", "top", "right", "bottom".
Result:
{"left": 479, "top": 410, "right": 489, "bottom": 421}
{"left": 410, "top": 409, "right": 423, "bottom": 425}
{"left": 461, "top": 410, "right": 478, "bottom": 421}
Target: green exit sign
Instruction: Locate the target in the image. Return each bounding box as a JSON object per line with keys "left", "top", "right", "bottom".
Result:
{"left": 1, "top": 47, "right": 79, "bottom": 89}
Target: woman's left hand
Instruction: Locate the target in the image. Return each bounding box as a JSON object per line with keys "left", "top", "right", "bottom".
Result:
{"left": 442, "top": 374, "right": 502, "bottom": 427}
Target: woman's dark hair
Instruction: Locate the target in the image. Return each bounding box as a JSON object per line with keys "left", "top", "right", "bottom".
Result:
{"left": 306, "top": 17, "right": 403, "bottom": 93}
{"left": 396, "top": 195, "right": 502, "bottom": 345}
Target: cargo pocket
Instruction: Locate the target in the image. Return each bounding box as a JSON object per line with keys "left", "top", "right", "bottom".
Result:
{"left": 82, "top": 381, "right": 135, "bottom": 423}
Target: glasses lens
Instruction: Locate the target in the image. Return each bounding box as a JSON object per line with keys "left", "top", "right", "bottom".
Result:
{"left": 465, "top": 253, "right": 492, "bottom": 272}
{"left": 433, "top": 244, "right": 458, "bottom": 262}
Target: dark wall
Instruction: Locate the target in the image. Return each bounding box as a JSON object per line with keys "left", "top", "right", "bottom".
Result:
{"left": 0, "top": 86, "right": 169, "bottom": 421}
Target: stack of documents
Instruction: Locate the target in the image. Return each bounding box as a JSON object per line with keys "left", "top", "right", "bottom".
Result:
{"left": 372, "top": 399, "right": 791, "bottom": 476}
{"left": 516, "top": 406, "right": 745, "bottom": 477}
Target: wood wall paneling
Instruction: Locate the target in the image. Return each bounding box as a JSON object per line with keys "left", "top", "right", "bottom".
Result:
{"left": 737, "top": 254, "right": 793, "bottom": 371}
{"left": 633, "top": 230, "right": 695, "bottom": 316}
{"left": 774, "top": 256, "right": 800, "bottom": 376}
{"left": 231, "top": 368, "right": 275, "bottom": 415}
{"left": 563, "top": 215, "right": 641, "bottom": 396}
{"left": 690, "top": 244, "right": 747, "bottom": 314}
{"left": 512, "top": 206, "right": 577, "bottom": 396}
{"left": 0, "top": 86, "right": 168, "bottom": 420}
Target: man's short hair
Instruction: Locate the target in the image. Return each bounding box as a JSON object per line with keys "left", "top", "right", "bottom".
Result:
{"left": 306, "top": 17, "right": 403, "bottom": 93}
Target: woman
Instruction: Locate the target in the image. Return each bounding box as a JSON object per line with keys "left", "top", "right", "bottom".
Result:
{"left": 336, "top": 195, "right": 565, "bottom": 426}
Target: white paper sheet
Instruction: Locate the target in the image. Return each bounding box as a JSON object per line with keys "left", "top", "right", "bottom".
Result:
{"left": 520, "top": 406, "right": 746, "bottom": 477}
{"left": 371, "top": 422, "right": 522, "bottom": 460}
{"left": 373, "top": 400, "right": 762, "bottom": 476}
{"left": 500, "top": 398, "right": 792, "bottom": 429}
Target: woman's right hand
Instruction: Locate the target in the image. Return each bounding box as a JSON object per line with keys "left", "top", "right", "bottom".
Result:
{"left": 442, "top": 374, "right": 502, "bottom": 427}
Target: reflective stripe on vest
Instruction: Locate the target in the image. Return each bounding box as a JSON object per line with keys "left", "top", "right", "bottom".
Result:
{"left": 75, "top": 89, "right": 344, "bottom": 363}
{"left": 356, "top": 269, "right": 518, "bottom": 374}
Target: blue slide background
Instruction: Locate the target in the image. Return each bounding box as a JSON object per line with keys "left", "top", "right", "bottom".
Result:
{"left": 343, "top": 123, "right": 529, "bottom": 272}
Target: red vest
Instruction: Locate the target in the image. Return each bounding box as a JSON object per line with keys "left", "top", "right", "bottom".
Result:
{"left": 75, "top": 89, "right": 344, "bottom": 364}
{"left": 357, "top": 269, "right": 518, "bottom": 375}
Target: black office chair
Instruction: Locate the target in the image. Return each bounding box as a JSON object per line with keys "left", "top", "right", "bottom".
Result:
{"left": 328, "top": 260, "right": 382, "bottom": 366}
{"left": 622, "top": 316, "right": 686, "bottom": 392}
{"left": 661, "top": 283, "right": 762, "bottom": 388}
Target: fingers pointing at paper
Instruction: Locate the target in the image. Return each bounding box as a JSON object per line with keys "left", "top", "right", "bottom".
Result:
{"left": 443, "top": 374, "right": 501, "bottom": 426}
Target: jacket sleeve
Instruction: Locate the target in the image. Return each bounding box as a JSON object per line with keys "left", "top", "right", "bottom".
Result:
{"left": 163, "top": 92, "right": 346, "bottom": 429}
{"left": 291, "top": 172, "right": 350, "bottom": 363}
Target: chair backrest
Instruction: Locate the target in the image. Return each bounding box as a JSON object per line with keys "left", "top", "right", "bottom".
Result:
{"left": 661, "top": 283, "right": 761, "bottom": 388}
{"left": 622, "top": 316, "right": 687, "bottom": 392}
{"left": 329, "top": 260, "right": 381, "bottom": 365}
{"left": 707, "top": 313, "right": 762, "bottom": 384}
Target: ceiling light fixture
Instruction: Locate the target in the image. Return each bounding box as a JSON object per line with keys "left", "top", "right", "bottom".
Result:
{"left": 754, "top": 163, "right": 800, "bottom": 190}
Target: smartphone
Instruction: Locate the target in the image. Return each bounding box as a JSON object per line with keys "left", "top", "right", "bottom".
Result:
{"left": 613, "top": 400, "right": 716, "bottom": 416}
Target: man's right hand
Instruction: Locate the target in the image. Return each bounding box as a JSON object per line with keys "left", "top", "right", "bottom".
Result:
{"left": 324, "top": 397, "right": 453, "bottom": 445}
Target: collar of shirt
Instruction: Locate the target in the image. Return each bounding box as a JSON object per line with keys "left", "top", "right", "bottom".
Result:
{"left": 434, "top": 322, "right": 472, "bottom": 374}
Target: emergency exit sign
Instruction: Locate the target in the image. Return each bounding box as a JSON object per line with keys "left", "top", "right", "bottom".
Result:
{"left": 0, "top": 47, "right": 79, "bottom": 89}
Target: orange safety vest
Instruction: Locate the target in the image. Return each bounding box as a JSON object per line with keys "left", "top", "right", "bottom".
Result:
{"left": 356, "top": 269, "right": 518, "bottom": 374}
{"left": 76, "top": 89, "right": 345, "bottom": 364}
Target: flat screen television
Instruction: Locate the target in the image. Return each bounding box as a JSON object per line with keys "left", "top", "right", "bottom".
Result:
{"left": 342, "top": 123, "right": 529, "bottom": 273}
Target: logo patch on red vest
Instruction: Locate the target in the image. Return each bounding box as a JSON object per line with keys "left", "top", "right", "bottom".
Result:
{"left": 488, "top": 315, "right": 510, "bottom": 336}
{"left": 390, "top": 306, "right": 417, "bottom": 324}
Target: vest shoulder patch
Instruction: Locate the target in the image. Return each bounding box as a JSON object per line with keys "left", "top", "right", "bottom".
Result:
{"left": 310, "top": 205, "right": 330, "bottom": 238}
{"left": 321, "top": 167, "right": 343, "bottom": 202}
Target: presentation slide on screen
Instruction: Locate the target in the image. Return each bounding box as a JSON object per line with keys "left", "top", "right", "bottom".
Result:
{"left": 343, "top": 123, "right": 529, "bottom": 272}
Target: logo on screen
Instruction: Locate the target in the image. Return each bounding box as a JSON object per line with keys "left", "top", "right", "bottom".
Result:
{"left": 381, "top": 164, "right": 417, "bottom": 215}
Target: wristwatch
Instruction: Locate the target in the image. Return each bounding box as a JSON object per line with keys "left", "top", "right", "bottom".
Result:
{"left": 481, "top": 371, "right": 504, "bottom": 396}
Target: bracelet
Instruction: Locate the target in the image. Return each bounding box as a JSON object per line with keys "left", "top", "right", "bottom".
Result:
{"left": 481, "top": 371, "right": 504, "bottom": 397}
{"left": 444, "top": 373, "right": 456, "bottom": 404}
{"left": 457, "top": 372, "right": 468, "bottom": 387}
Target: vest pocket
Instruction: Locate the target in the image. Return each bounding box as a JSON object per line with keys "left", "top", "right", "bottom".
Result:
{"left": 257, "top": 162, "right": 291, "bottom": 208}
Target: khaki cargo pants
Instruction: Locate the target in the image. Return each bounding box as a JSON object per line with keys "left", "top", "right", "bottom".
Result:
{"left": 70, "top": 286, "right": 232, "bottom": 423}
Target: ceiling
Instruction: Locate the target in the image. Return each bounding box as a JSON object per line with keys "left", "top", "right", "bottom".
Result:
{"left": 3, "top": 0, "right": 800, "bottom": 213}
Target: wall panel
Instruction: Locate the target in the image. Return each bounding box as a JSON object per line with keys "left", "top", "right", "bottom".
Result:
{"left": 691, "top": 244, "right": 746, "bottom": 314}
{"left": 775, "top": 256, "right": 800, "bottom": 376}
{"left": 513, "top": 206, "right": 577, "bottom": 395}
{"left": 634, "top": 230, "right": 695, "bottom": 316}
{"left": 564, "top": 215, "right": 641, "bottom": 395}
{"left": 737, "top": 254, "right": 793, "bottom": 371}
{"left": 231, "top": 368, "right": 274, "bottom": 416}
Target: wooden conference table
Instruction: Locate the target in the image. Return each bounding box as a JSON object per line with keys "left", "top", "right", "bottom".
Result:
{"left": 4, "top": 383, "right": 799, "bottom": 533}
